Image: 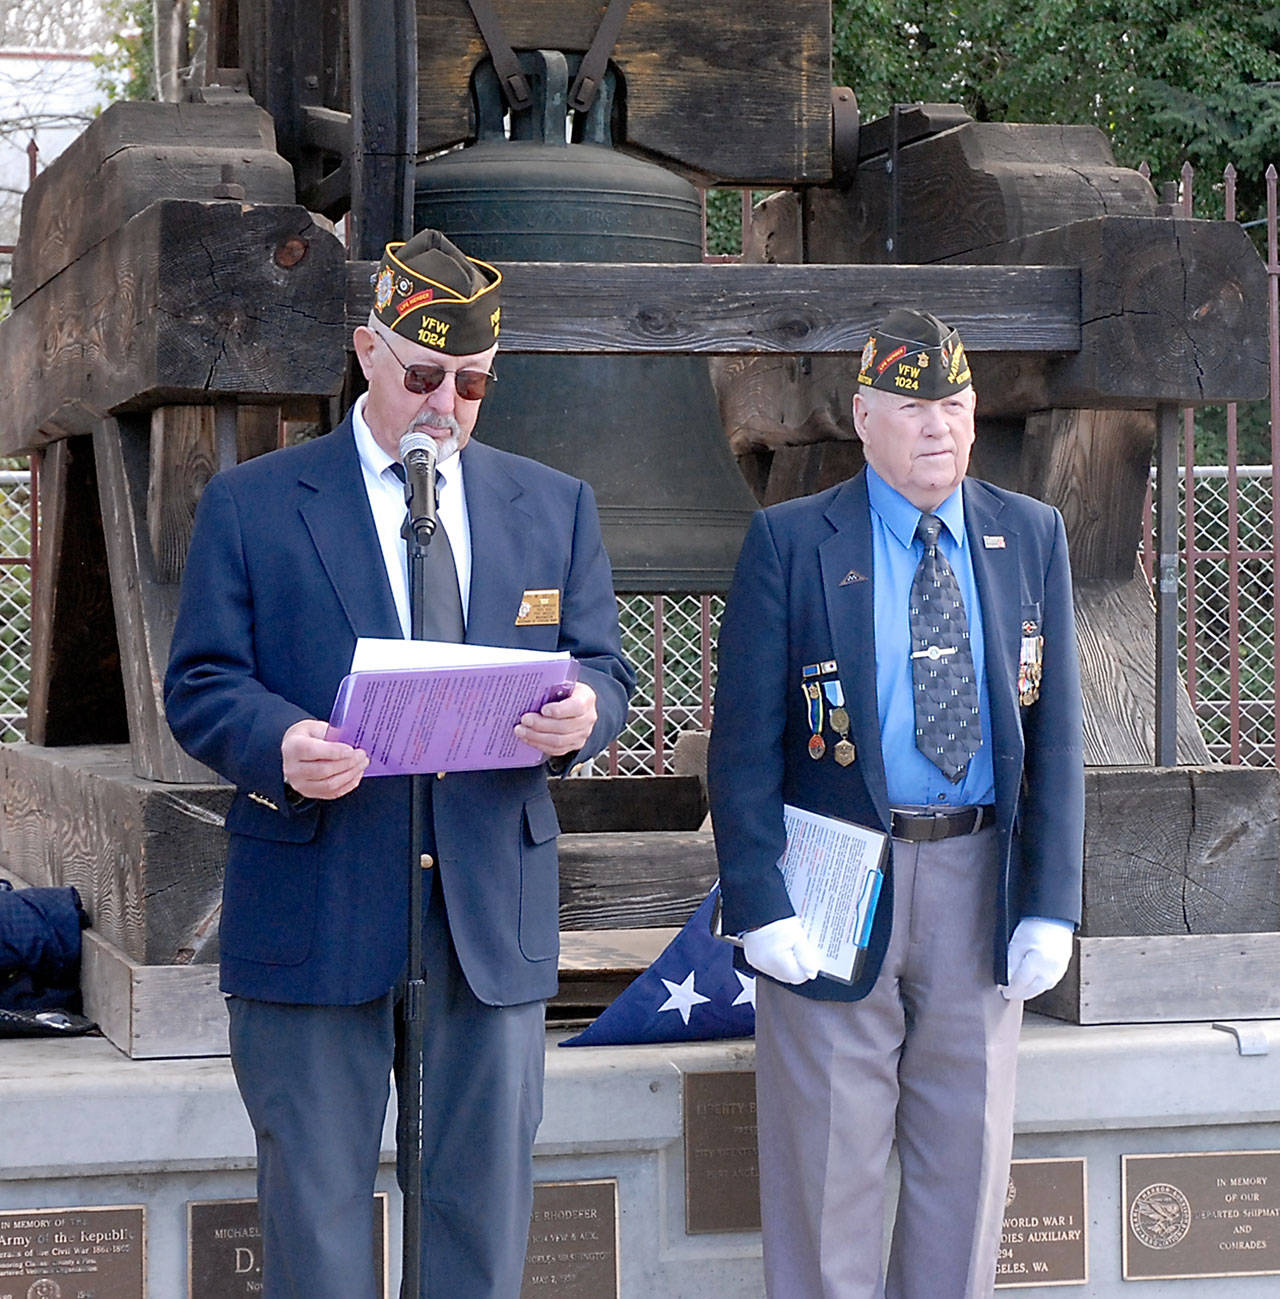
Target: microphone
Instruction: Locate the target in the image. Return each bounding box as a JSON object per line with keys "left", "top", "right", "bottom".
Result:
{"left": 399, "top": 431, "right": 438, "bottom": 541}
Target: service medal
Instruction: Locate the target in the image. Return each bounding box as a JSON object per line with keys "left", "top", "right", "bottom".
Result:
{"left": 834, "top": 739, "right": 856, "bottom": 766}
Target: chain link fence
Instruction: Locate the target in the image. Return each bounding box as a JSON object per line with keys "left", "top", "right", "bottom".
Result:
{"left": 0, "top": 468, "right": 32, "bottom": 741}
{"left": 1143, "top": 466, "right": 1279, "bottom": 766}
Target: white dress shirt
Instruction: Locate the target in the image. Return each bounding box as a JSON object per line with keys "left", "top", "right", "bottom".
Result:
{"left": 351, "top": 394, "right": 473, "bottom": 637}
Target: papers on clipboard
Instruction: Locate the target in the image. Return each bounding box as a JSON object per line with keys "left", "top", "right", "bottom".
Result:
{"left": 776, "top": 804, "right": 888, "bottom": 984}
{"left": 324, "top": 637, "right": 578, "bottom": 775}
{"left": 716, "top": 804, "right": 888, "bottom": 985}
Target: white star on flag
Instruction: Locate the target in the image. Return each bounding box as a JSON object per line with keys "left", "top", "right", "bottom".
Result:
{"left": 657, "top": 970, "right": 711, "bottom": 1025}
{"left": 732, "top": 970, "right": 756, "bottom": 1009}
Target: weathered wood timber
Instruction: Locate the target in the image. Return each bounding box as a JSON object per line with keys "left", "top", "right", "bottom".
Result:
{"left": 821, "top": 118, "right": 1157, "bottom": 265}
{"left": 11, "top": 100, "right": 296, "bottom": 306}
{"left": 1018, "top": 409, "right": 1155, "bottom": 582}
{"left": 1081, "top": 767, "right": 1279, "bottom": 937}
{"left": 0, "top": 201, "right": 347, "bottom": 458}
{"left": 1031, "top": 933, "right": 1280, "bottom": 1025}
{"left": 557, "top": 830, "right": 718, "bottom": 932}
{"left": 412, "top": 0, "right": 831, "bottom": 184}
{"left": 345, "top": 260, "right": 1082, "bottom": 354}
{"left": 1074, "top": 575, "right": 1212, "bottom": 766}
{"left": 147, "top": 406, "right": 219, "bottom": 585}
{"left": 550, "top": 775, "right": 707, "bottom": 833}
{"left": 96, "top": 416, "right": 213, "bottom": 783}
{"left": 0, "top": 744, "right": 230, "bottom": 967}
{"left": 955, "top": 217, "right": 1271, "bottom": 406}
{"left": 25, "top": 438, "right": 129, "bottom": 747}
{"left": 80, "top": 927, "right": 228, "bottom": 1058}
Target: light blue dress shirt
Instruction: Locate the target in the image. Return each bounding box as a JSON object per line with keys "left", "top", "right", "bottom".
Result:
{"left": 866, "top": 465, "right": 996, "bottom": 809}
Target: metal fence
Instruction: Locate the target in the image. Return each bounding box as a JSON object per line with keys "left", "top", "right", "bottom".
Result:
{"left": 0, "top": 161, "right": 1277, "bottom": 770}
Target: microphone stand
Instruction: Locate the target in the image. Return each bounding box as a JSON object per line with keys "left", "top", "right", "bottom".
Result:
{"left": 400, "top": 497, "right": 435, "bottom": 1299}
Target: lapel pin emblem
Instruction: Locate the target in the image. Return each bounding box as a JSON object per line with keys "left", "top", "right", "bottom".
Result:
{"left": 839, "top": 569, "right": 866, "bottom": 585}
{"left": 983, "top": 535, "right": 1006, "bottom": 549}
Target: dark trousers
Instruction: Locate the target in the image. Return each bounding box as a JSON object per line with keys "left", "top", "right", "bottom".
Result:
{"left": 228, "top": 872, "right": 546, "bottom": 1299}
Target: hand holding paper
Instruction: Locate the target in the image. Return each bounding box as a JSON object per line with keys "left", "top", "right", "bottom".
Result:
{"left": 515, "top": 681, "right": 598, "bottom": 757}
{"left": 744, "top": 916, "right": 823, "bottom": 984}
{"left": 282, "top": 718, "right": 369, "bottom": 800}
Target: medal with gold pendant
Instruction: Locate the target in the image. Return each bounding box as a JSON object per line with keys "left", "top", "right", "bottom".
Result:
{"left": 822, "top": 674, "right": 856, "bottom": 766}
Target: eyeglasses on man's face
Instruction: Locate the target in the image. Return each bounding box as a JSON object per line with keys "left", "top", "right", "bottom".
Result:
{"left": 375, "top": 331, "right": 496, "bottom": 401}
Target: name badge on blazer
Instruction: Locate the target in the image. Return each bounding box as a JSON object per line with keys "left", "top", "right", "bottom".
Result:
{"left": 515, "top": 588, "right": 561, "bottom": 626}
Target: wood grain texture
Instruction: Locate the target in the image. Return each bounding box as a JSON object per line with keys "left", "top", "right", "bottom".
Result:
{"left": 1031, "top": 933, "right": 1280, "bottom": 1025}
{"left": 346, "top": 260, "right": 1081, "bottom": 355}
{"left": 958, "top": 217, "right": 1270, "bottom": 407}
{"left": 148, "top": 405, "right": 218, "bottom": 585}
{"left": 413, "top": 0, "right": 831, "bottom": 183}
{"left": 12, "top": 100, "right": 294, "bottom": 305}
{"left": 0, "top": 201, "right": 348, "bottom": 457}
{"left": 1082, "top": 766, "right": 1279, "bottom": 937}
{"left": 0, "top": 744, "right": 231, "bottom": 965}
{"left": 1019, "top": 408, "right": 1156, "bottom": 582}
{"left": 96, "top": 416, "right": 215, "bottom": 783}
{"left": 1074, "top": 575, "right": 1212, "bottom": 766}
{"left": 80, "top": 927, "right": 227, "bottom": 1058}
{"left": 557, "top": 829, "right": 718, "bottom": 931}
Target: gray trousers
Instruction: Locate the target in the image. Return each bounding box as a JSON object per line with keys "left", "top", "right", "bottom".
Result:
{"left": 754, "top": 825, "right": 1022, "bottom": 1299}
{"left": 228, "top": 872, "right": 546, "bottom": 1299}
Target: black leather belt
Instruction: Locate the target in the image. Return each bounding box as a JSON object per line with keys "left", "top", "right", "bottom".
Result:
{"left": 890, "top": 805, "right": 995, "bottom": 842}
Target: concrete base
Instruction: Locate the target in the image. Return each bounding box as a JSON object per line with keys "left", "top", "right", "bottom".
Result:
{"left": 4, "top": 1015, "right": 1280, "bottom": 1296}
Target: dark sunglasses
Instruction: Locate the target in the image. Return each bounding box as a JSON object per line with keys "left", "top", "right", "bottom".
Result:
{"left": 375, "top": 332, "right": 496, "bottom": 401}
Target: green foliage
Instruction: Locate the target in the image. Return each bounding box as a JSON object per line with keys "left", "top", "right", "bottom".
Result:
{"left": 94, "top": 0, "right": 156, "bottom": 104}
{"left": 832, "top": 0, "right": 1280, "bottom": 223}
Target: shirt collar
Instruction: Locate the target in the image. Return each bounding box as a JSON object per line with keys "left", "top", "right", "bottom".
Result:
{"left": 865, "top": 464, "right": 966, "bottom": 551}
{"left": 351, "top": 393, "right": 462, "bottom": 482}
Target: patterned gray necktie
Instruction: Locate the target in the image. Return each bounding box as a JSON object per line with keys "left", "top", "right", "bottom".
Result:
{"left": 909, "top": 513, "right": 980, "bottom": 782}
{"left": 390, "top": 462, "right": 465, "bottom": 642}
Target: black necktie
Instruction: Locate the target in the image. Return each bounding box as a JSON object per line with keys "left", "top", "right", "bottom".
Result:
{"left": 390, "top": 462, "right": 465, "bottom": 642}
{"left": 909, "top": 513, "right": 980, "bottom": 782}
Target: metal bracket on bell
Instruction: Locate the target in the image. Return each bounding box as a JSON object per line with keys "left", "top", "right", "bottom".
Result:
{"left": 568, "top": 0, "right": 635, "bottom": 113}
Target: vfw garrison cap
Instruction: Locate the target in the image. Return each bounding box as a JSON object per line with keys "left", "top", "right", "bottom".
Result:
{"left": 857, "top": 308, "right": 971, "bottom": 398}
{"left": 372, "top": 228, "right": 502, "bottom": 355}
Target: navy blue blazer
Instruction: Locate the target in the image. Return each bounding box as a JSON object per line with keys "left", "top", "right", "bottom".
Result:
{"left": 708, "top": 471, "right": 1084, "bottom": 1001}
{"left": 164, "top": 417, "right": 634, "bottom": 1008}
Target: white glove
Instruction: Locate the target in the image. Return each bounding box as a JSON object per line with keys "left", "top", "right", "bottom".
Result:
{"left": 743, "top": 916, "right": 822, "bottom": 985}
{"left": 1001, "top": 917, "right": 1074, "bottom": 1001}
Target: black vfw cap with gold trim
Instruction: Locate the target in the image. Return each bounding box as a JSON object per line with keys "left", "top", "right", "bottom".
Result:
{"left": 857, "top": 308, "right": 972, "bottom": 398}
{"left": 371, "top": 229, "right": 502, "bottom": 355}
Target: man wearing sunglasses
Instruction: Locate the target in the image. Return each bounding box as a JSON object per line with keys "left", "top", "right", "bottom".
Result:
{"left": 165, "top": 229, "right": 634, "bottom": 1299}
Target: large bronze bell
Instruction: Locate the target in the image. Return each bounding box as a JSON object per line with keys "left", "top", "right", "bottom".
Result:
{"left": 413, "top": 50, "right": 758, "bottom": 592}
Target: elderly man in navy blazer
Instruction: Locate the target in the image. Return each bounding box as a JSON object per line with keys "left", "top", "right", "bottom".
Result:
{"left": 709, "top": 310, "right": 1084, "bottom": 1299}
{"left": 165, "top": 229, "right": 634, "bottom": 1299}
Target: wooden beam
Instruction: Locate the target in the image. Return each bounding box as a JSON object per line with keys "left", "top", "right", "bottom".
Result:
{"left": 0, "top": 201, "right": 348, "bottom": 458}
{"left": 413, "top": 0, "right": 831, "bottom": 184}
{"left": 958, "top": 217, "right": 1271, "bottom": 406}
{"left": 346, "top": 260, "right": 1082, "bottom": 354}
{"left": 95, "top": 415, "right": 214, "bottom": 783}
{"left": 12, "top": 100, "right": 294, "bottom": 305}
{"left": 148, "top": 405, "right": 218, "bottom": 585}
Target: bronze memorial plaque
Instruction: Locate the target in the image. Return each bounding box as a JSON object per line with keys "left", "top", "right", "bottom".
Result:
{"left": 1123, "top": 1150, "right": 1280, "bottom": 1280}
{"left": 683, "top": 1070, "right": 762, "bottom": 1234}
{"left": 188, "top": 1194, "right": 387, "bottom": 1298}
{"left": 521, "top": 1179, "right": 618, "bottom": 1298}
{"left": 0, "top": 1204, "right": 145, "bottom": 1298}
{"left": 996, "top": 1157, "right": 1088, "bottom": 1288}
